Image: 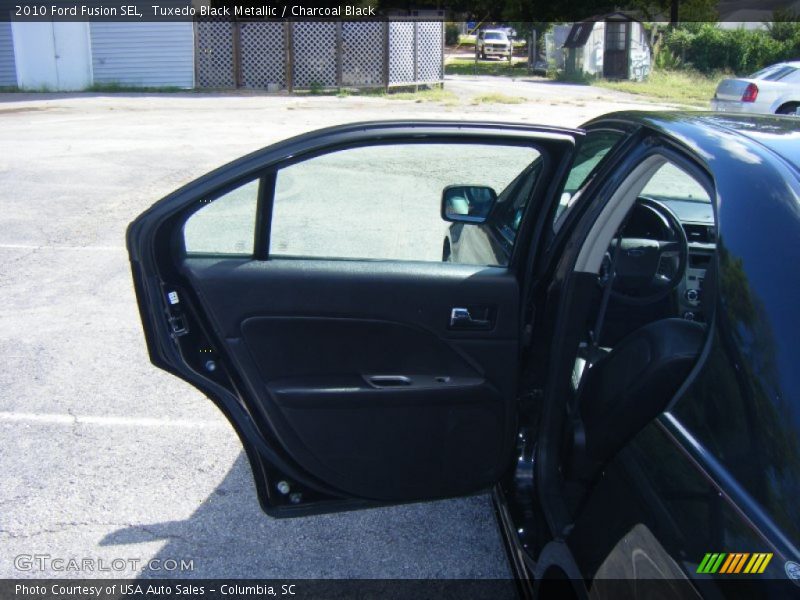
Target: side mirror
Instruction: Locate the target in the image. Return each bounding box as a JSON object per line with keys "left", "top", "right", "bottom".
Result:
{"left": 441, "top": 185, "right": 497, "bottom": 224}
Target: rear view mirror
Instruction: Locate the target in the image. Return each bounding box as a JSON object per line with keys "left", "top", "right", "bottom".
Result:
{"left": 441, "top": 185, "right": 497, "bottom": 224}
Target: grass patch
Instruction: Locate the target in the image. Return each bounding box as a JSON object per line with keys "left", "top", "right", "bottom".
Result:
{"left": 592, "top": 69, "right": 723, "bottom": 108}
{"left": 387, "top": 87, "right": 459, "bottom": 104}
{"left": 333, "top": 86, "right": 458, "bottom": 105}
{"left": 454, "top": 34, "right": 525, "bottom": 48}
{"left": 445, "top": 56, "right": 529, "bottom": 77}
{"left": 457, "top": 34, "right": 476, "bottom": 46}
{"left": 471, "top": 93, "right": 526, "bottom": 105}
{"left": 553, "top": 70, "right": 595, "bottom": 84}
{"left": 87, "top": 82, "right": 186, "bottom": 93}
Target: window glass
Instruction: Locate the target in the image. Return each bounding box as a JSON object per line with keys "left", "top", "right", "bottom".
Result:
{"left": 750, "top": 65, "right": 779, "bottom": 79}
{"left": 494, "top": 162, "right": 541, "bottom": 243}
{"left": 754, "top": 65, "right": 797, "bottom": 81}
{"left": 183, "top": 178, "right": 259, "bottom": 255}
{"left": 554, "top": 130, "right": 625, "bottom": 229}
{"left": 605, "top": 22, "right": 627, "bottom": 51}
{"left": 270, "top": 143, "right": 540, "bottom": 263}
{"left": 641, "top": 163, "right": 710, "bottom": 202}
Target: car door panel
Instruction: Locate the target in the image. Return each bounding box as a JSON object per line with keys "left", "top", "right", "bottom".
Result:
{"left": 182, "top": 258, "right": 518, "bottom": 500}
{"left": 128, "top": 122, "right": 581, "bottom": 515}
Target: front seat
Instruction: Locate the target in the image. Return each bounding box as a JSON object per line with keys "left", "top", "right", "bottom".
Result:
{"left": 570, "top": 263, "right": 716, "bottom": 482}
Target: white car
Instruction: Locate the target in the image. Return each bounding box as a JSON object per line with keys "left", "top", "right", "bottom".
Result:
{"left": 711, "top": 61, "right": 800, "bottom": 115}
{"left": 476, "top": 30, "right": 513, "bottom": 61}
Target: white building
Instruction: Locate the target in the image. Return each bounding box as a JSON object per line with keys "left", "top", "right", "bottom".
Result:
{"left": 0, "top": 21, "right": 194, "bottom": 90}
{"left": 562, "top": 12, "right": 652, "bottom": 81}
{"left": 0, "top": 22, "right": 17, "bottom": 87}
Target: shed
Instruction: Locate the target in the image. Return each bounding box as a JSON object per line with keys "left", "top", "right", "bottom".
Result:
{"left": 5, "top": 0, "right": 194, "bottom": 91}
{"left": 563, "top": 12, "right": 651, "bottom": 81}
{"left": 0, "top": 22, "right": 16, "bottom": 88}
{"left": 90, "top": 22, "right": 194, "bottom": 88}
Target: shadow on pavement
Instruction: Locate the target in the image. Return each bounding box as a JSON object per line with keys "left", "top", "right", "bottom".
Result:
{"left": 99, "top": 453, "right": 511, "bottom": 579}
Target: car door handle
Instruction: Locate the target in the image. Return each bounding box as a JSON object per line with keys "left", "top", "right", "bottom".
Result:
{"left": 368, "top": 375, "right": 412, "bottom": 387}
{"left": 449, "top": 306, "right": 494, "bottom": 330}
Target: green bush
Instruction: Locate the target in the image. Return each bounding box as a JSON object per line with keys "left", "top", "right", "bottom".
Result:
{"left": 445, "top": 23, "right": 460, "bottom": 46}
{"left": 767, "top": 9, "right": 800, "bottom": 42}
{"left": 662, "top": 24, "right": 799, "bottom": 75}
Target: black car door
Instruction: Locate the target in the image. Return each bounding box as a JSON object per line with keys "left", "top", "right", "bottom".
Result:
{"left": 127, "top": 121, "right": 580, "bottom": 516}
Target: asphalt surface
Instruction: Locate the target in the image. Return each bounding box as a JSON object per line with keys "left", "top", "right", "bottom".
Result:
{"left": 0, "top": 79, "right": 671, "bottom": 579}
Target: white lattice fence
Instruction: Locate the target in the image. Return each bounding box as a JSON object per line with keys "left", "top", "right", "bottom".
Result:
{"left": 416, "top": 22, "right": 443, "bottom": 82}
{"left": 341, "top": 22, "right": 385, "bottom": 87}
{"left": 241, "top": 22, "right": 286, "bottom": 90}
{"left": 388, "top": 22, "right": 415, "bottom": 85}
{"left": 292, "top": 22, "right": 337, "bottom": 88}
{"left": 194, "top": 21, "right": 442, "bottom": 90}
{"left": 195, "top": 21, "right": 235, "bottom": 88}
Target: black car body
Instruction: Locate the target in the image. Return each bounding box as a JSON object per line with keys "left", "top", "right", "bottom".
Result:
{"left": 127, "top": 112, "right": 800, "bottom": 597}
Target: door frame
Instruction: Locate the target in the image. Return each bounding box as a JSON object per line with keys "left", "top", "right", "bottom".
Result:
{"left": 602, "top": 20, "right": 630, "bottom": 80}
{"left": 128, "top": 121, "right": 581, "bottom": 516}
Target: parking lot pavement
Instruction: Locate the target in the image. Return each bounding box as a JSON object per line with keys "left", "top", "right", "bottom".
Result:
{"left": 444, "top": 73, "right": 669, "bottom": 106}
{"left": 0, "top": 87, "right": 669, "bottom": 579}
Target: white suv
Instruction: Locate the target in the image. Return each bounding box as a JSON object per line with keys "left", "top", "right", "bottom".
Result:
{"left": 477, "top": 30, "right": 513, "bottom": 61}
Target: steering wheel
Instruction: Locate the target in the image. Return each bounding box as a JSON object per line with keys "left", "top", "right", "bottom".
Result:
{"left": 605, "top": 197, "right": 688, "bottom": 306}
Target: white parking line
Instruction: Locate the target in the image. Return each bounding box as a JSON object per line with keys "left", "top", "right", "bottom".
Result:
{"left": 0, "top": 244, "right": 125, "bottom": 251}
{"left": 0, "top": 411, "right": 228, "bottom": 429}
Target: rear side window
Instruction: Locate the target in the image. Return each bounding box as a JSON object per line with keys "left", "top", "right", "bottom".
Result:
{"left": 756, "top": 65, "right": 798, "bottom": 81}
{"left": 269, "top": 142, "right": 541, "bottom": 264}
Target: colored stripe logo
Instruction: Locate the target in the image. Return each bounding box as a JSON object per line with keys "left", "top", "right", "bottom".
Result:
{"left": 697, "top": 553, "right": 773, "bottom": 574}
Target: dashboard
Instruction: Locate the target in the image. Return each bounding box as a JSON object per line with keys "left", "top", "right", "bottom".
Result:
{"left": 654, "top": 197, "right": 716, "bottom": 322}
{"left": 634, "top": 196, "right": 716, "bottom": 322}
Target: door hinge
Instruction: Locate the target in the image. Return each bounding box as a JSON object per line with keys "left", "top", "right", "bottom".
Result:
{"left": 164, "top": 288, "right": 189, "bottom": 337}
{"left": 521, "top": 322, "right": 534, "bottom": 347}
{"left": 519, "top": 388, "right": 543, "bottom": 414}
{"left": 167, "top": 314, "right": 189, "bottom": 337}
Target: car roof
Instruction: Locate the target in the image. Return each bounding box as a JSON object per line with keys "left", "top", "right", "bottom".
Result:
{"left": 587, "top": 111, "right": 800, "bottom": 172}
{"left": 772, "top": 61, "right": 800, "bottom": 69}
{"left": 482, "top": 29, "right": 507, "bottom": 34}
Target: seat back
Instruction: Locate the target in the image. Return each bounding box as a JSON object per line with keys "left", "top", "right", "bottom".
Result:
{"left": 571, "top": 317, "right": 705, "bottom": 481}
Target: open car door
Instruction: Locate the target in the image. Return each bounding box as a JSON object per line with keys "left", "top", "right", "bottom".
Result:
{"left": 127, "top": 122, "right": 580, "bottom": 516}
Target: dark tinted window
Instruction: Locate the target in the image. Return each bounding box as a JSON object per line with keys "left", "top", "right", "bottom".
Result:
{"left": 553, "top": 129, "right": 626, "bottom": 230}
{"left": 492, "top": 161, "right": 542, "bottom": 243}
{"left": 754, "top": 65, "right": 797, "bottom": 81}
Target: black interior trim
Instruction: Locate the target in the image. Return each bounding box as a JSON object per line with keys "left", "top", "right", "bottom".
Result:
{"left": 253, "top": 172, "right": 275, "bottom": 260}
{"left": 181, "top": 257, "right": 521, "bottom": 501}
